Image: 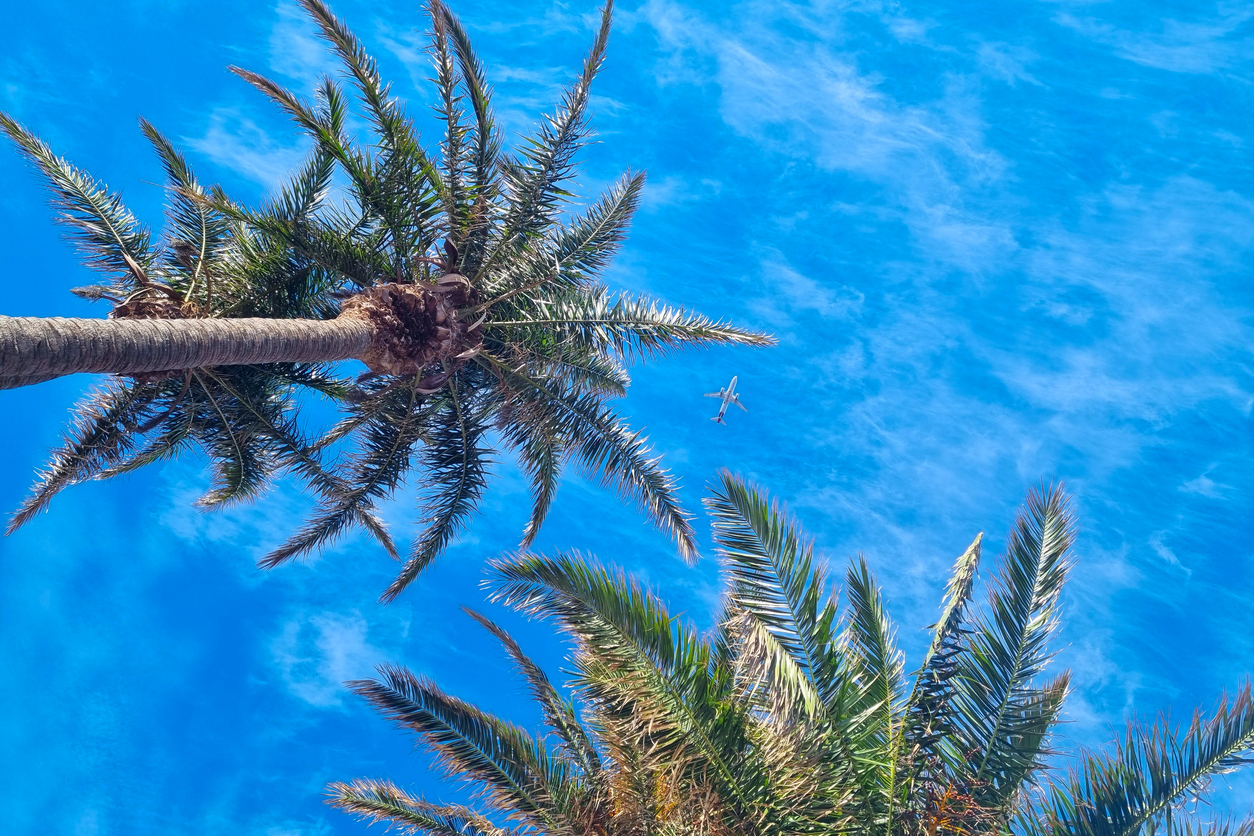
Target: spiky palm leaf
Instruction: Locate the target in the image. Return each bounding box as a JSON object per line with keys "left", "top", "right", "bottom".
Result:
{"left": 948, "top": 484, "right": 1075, "bottom": 812}
{"left": 1021, "top": 682, "right": 1254, "bottom": 836}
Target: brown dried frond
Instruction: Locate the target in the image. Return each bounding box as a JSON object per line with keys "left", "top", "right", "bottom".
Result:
{"left": 919, "top": 781, "right": 1001, "bottom": 836}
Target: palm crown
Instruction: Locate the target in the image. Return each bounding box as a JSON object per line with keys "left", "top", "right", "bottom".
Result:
{"left": 1, "top": 0, "right": 771, "bottom": 599}
{"left": 334, "top": 473, "right": 1254, "bottom": 835}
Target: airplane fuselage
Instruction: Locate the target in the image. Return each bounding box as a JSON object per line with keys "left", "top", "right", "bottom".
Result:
{"left": 705, "top": 376, "right": 745, "bottom": 425}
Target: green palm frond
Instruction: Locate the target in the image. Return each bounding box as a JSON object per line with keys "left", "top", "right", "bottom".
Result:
{"left": 138, "top": 119, "right": 232, "bottom": 312}
{"left": 489, "top": 288, "right": 773, "bottom": 362}
{"left": 97, "top": 403, "right": 196, "bottom": 478}
{"left": 1024, "top": 682, "right": 1254, "bottom": 836}
{"left": 705, "top": 471, "right": 843, "bottom": 704}
{"left": 192, "top": 367, "right": 401, "bottom": 554}
{"left": 222, "top": 1, "right": 766, "bottom": 588}
{"left": 348, "top": 664, "right": 583, "bottom": 834}
{"left": 266, "top": 81, "right": 342, "bottom": 222}
{"left": 543, "top": 170, "right": 645, "bottom": 291}
{"left": 298, "top": 0, "right": 417, "bottom": 151}
{"left": 382, "top": 383, "right": 492, "bottom": 601}
{"left": 0, "top": 111, "right": 155, "bottom": 288}
{"left": 491, "top": 1, "right": 613, "bottom": 254}
{"left": 542, "top": 349, "right": 630, "bottom": 398}
{"left": 917, "top": 533, "right": 982, "bottom": 680}
{"left": 480, "top": 355, "right": 696, "bottom": 560}
{"left": 487, "top": 551, "right": 754, "bottom": 821}
{"left": 464, "top": 608, "right": 603, "bottom": 779}
{"left": 844, "top": 556, "right": 906, "bottom": 827}
{"left": 299, "top": 0, "right": 446, "bottom": 265}
{"left": 328, "top": 780, "right": 508, "bottom": 836}
{"left": 428, "top": 0, "right": 500, "bottom": 273}
{"left": 227, "top": 68, "right": 346, "bottom": 164}
{"left": 190, "top": 370, "right": 273, "bottom": 506}
{"left": 429, "top": 5, "right": 468, "bottom": 235}
{"left": 901, "top": 533, "right": 982, "bottom": 779}
{"left": 951, "top": 484, "right": 1074, "bottom": 809}
{"left": 261, "top": 383, "right": 430, "bottom": 567}
{"left": 485, "top": 168, "right": 644, "bottom": 301}
{"left": 497, "top": 417, "right": 566, "bottom": 550}
{"left": 7, "top": 380, "right": 156, "bottom": 532}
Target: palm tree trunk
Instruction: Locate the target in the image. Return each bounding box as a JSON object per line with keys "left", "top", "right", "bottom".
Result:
{"left": 0, "top": 315, "right": 373, "bottom": 389}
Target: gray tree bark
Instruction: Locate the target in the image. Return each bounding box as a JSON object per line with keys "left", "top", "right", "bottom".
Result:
{"left": 0, "top": 315, "right": 374, "bottom": 390}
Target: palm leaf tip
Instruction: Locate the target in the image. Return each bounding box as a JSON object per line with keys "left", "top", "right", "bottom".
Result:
{"left": 1, "top": 110, "right": 154, "bottom": 279}
{"left": 328, "top": 779, "right": 494, "bottom": 836}
{"left": 1031, "top": 680, "right": 1254, "bottom": 836}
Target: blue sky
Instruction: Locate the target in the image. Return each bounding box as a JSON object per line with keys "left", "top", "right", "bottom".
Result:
{"left": 2, "top": 0, "right": 1253, "bottom": 832}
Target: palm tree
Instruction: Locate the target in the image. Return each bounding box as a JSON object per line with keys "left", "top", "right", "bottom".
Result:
{"left": 1, "top": 0, "right": 770, "bottom": 598}
{"left": 333, "top": 474, "right": 1254, "bottom": 834}
{"left": 331, "top": 561, "right": 848, "bottom": 836}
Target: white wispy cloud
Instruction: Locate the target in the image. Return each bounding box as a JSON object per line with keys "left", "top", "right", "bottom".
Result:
{"left": 185, "top": 107, "right": 308, "bottom": 191}
{"left": 1055, "top": 8, "right": 1254, "bottom": 74}
{"left": 623, "top": 0, "right": 1254, "bottom": 746}
{"left": 746, "top": 247, "right": 864, "bottom": 334}
{"left": 267, "top": 2, "right": 339, "bottom": 82}
{"left": 1179, "top": 466, "right": 1230, "bottom": 498}
{"left": 975, "top": 41, "right": 1044, "bottom": 87}
{"left": 270, "top": 609, "right": 394, "bottom": 708}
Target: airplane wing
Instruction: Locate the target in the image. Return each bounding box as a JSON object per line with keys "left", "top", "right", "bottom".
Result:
{"left": 704, "top": 392, "right": 724, "bottom": 398}
{"left": 734, "top": 396, "right": 748, "bottom": 412}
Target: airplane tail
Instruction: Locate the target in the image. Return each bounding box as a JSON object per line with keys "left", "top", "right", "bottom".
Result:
{"left": 711, "top": 416, "right": 726, "bottom": 425}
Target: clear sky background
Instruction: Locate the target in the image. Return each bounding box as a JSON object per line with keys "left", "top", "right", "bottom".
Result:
{"left": 1, "top": 0, "right": 1252, "bottom": 832}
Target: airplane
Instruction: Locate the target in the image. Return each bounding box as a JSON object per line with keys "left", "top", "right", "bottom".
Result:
{"left": 705, "top": 375, "right": 747, "bottom": 425}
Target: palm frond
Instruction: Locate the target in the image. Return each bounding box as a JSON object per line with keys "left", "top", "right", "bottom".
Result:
{"left": 1025, "top": 682, "right": 1254, "bottom": 836}
{"left": 726, "top": 609, "right": 823, "bottom": 724}
{"left": 496, "top": 417, "right": 565, "bottom": 549}
{"left": 951, "top": 484, "right": 1075, "bottom": 808}
{"left": 190, "top": 370, "right": 273, "bottom": 507}
{"left": 480, "top": 354, "right": 696, "bottom": 560}
{"left": 429, "top": 6, "right": 468, "bottom": 235}
{"left": 705, "top": 471, "right": 843, "bottom": 704}
{"left": 228, "top": 66, "right": 345, "bottom": 157}
{"left": 7, "top": 379, "right": 155, "bottom": 532}
{"left": 328, "top": 780, "right": 505, "bottom": 836}
{"left": 491, "top": 1, "right": 614, "bottom": 253}
{"left": 542, "top": 169, "right": 643, "bottom": 290}
{"left": 464, "top": 608, "right": 603, "bottom": 779}
{"left": 429, "top": 0, "right": 500, "bottom": 274}
{"left": 1, "top": 111, "right": 154, "bottom": 287}
{"left": 489, "top": 288, "right": 774, "bottom": 362}
{"left": 348, "top": 664, "right": 582, "bottom": 834}
{"left": 476, "top": 170, "right": 643, "bottom": 301}
{"left": 902, "top": 533, "right": 983, "bottom": 778}
{"left": 299, "top": 0, "right": 445, "bottom": 268}
{"left": 194, "top": 367, "right": 398, "bottom": 557}
{"left": 487, "top": 551, "right": 752, "bottom": 818}
{"left": 382, "top": 384, "right": 491, "bottom": 601}
{"left": 138, "top": 119, "right": 232, "bottom": 310}
{"left": 261, "top": 384, "right": 429, "bottom": 567}
{"left": 844, "top": 556, "right": 906, "bottom": 823}
{"left": 504, "top": 339, "right": 630, "bottom": 398}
